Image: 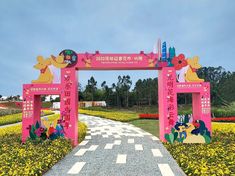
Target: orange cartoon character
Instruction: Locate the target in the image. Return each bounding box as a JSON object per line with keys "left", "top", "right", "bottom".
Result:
{"left": 148, "top": 57, "right": 156, "bottom": 67}
{"left": 82, "top": 57, "right": 92, "bottom": 67}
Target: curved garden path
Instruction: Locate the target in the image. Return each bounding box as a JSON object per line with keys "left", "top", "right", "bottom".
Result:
{"left": 45, "top": 114, "right": 186, "bottom": 176}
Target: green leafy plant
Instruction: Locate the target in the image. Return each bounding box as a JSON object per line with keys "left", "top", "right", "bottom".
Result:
{"left": 164, "top": 128, "right": 178, "bottom": 144}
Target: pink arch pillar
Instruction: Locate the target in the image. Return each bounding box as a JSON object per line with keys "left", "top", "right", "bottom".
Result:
{"left": 60, "top": 68, "right": 78, "bottom": 146}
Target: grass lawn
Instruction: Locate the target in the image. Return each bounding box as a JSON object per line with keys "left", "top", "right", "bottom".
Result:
{"left": 129, "top": 119, "right": 159, "bottom": 137}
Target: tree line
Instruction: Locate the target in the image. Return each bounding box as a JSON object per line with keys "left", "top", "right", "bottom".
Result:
{"left": 79, "top": 66, "right": 235, "bottom": 107}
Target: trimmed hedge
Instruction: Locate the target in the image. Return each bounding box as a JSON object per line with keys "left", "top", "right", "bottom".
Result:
{"left": 212, "top": 108, "right": 235, "bottom": 117}
{"left": 0, "top": 109, "right": 22, "bottom": 117}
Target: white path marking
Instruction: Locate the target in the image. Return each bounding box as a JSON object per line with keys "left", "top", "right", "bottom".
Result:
{"left": 128, "top": 139, "right": 134, "bottom": 143}
{"left": 114, "top": 140, "right": 121, "bottom": 145}
{"left": 85, "top": 136, "right": 91, "bottom": 139}
{"left": 114, "top": 135, "right": 121, "bottom": 138}
{"left": 102, "top": 135, "right": 108, "bottom": 138}
{"left": 152, "top": 136, "right": 159, "bottom": 141}
{"left": 151, "top": 149, "right": 163, "bottom": 157}
{"left": 116, "top": 154, "right": 127, "bottom": 164}
{"left": 88, "top": 145, "right": 98, "bottom": 151}
{"left": 67, "top": 162, "right": 86, "bottom": 174}
{"left": 104, "top": 143, "right": 113, "bottom": 149}
{"left": 75, "top": 149, "right": 87, "bottom": 156}
{"left": 135, "top": 144, "right": 143, "bottom": 151}
{"left": 79, "top": 140, "right": 88, "bottom": 146}
{"left": 143, "top": 132, "right": 152, "bottom": 136}
{"left": 158, "top": 164, "right": 175, "bottom": 176}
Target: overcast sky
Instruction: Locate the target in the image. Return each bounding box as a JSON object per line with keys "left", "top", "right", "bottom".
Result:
{"left": 0, "top": 0, "right": 234, "bottom": 96}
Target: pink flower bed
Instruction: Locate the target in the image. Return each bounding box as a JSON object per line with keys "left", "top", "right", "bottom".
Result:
{"left": 139, "top": 114, "right": 159, "bottom": 119}
{"left": 139, "top": 114, "right": 235, "bottom": 122}
{"left": 212, "top": 117, "right": 235, "bottom": 122}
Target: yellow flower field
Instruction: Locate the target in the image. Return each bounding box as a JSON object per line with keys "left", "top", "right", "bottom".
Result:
{"left": 164, "top": 122, "right": 235, "bottom": 176}
{"left": 0, "top": 115, "right": 87, "bottom": 175}
{"left": 0, "top": 110, "right": 55, "bottom": 126}
{"left": 79, "top": 109, "right": 139, "bottom": 122}
{"left": 212, "top": 122, "right": 235, "bottom": 133}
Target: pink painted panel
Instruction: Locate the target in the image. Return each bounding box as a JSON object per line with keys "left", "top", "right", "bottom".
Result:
{"left": 23, "top": 84, "right": 61, "bottom": 95}
{"left": 22, "top": 85, "right": 37, "bottom": 142}
{"left": 200, "top": 83, "right": 211, "bottom": 132}
{"left": 176, "top": 82, "right": 204, "bottom": 93}
{"left": 158, "top": 67, "right": 178, "bottom": 141}
{"left": 60, "top": 68, "right": 78, "bottom": 146}
{"left": 22, "top": 84, "right": 61, "bottom": 143}
{"left": 76, "top": 53, "right": 163, "bottom": 70}
{"left": 177, "top": 82, "right": 211, "bottom": 132}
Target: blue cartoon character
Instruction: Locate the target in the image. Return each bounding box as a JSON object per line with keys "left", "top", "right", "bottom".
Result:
{"left": 174, "top": 122, "right": 188, "bottom": 140}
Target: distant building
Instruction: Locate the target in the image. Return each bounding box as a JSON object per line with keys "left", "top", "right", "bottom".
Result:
{"left": 45, "top": 95, "right": 60, "bottom": 102}
{"left": 52, "top": 101, "right": 106, "bottom": 109}
{"left": 79, "top": 101, "right": 106, "bottom": 108}
{"left": 0, "top": 96, "right": 8, "bottom": 101}
{"left": 52, "top": 102, "right": 60, "bottom": 109}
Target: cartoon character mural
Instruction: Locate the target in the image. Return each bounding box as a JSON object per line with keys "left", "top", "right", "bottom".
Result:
{"left": 82, "top": 52, "right": 95, "bottom": 67}
{"left": 185, "top": 56, "right": 204, "bottom": 82}
{"left": 171, "top": 54, "right": 204, "bottom": 83}
{"left": 165, "top": 114, "right": 211, "bottom": 144}
{"left": 32, "top": 55, "right": 68, "bottom": 84}
{"left": 28, "top": 118, "right": 65, "bottom": 141}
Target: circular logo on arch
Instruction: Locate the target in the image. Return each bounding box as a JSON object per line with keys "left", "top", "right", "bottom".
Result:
{"left": 59, "top": 49, "right": 78, "bottom": 68}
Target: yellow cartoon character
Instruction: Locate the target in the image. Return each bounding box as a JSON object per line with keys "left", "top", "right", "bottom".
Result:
{"left": 32, "top": 55, "right": 68, "bottom": 84}
{"left": 32, "top": 56, "right": 54, "bottom": 84}
{"left": 50, "top": 55, "right": 68, "bottom": 68}
{"left": 185, "top": 56, "right": 204, "bottom": 82}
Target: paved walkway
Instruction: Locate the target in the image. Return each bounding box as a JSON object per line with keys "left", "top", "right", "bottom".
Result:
{"left": 45, "top": 114, "right": 186, "bottom": 176}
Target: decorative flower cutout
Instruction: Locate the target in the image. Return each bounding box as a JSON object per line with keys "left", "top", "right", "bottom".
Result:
{"left": 172, "top": 54, "right": 188, "bottom": 70}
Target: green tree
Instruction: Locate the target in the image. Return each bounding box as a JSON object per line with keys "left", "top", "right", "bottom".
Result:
{"left": 198, "top": 66, "right": 231, "bottom": 105}
{"left": 219, "top": 72, "right": 235, "bottom": 102}
{"left": 85, "top": 76, "right": 97, "bottom": 101}
{"left": 78, "top": 83, "right": 84, "bottom": 101}
{"left": 41, "top": 95, "right": 46, "bottom": 102}
{"left": 121, "top": 75, "right": 132, "bottom": 107}
{"left": 101, "top": 81, "right": 113, "bottom": 106}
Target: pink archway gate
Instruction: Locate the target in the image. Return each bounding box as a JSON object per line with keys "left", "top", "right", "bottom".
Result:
{"left": 22, "top": 46, "right": 211, "bottom": 146}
